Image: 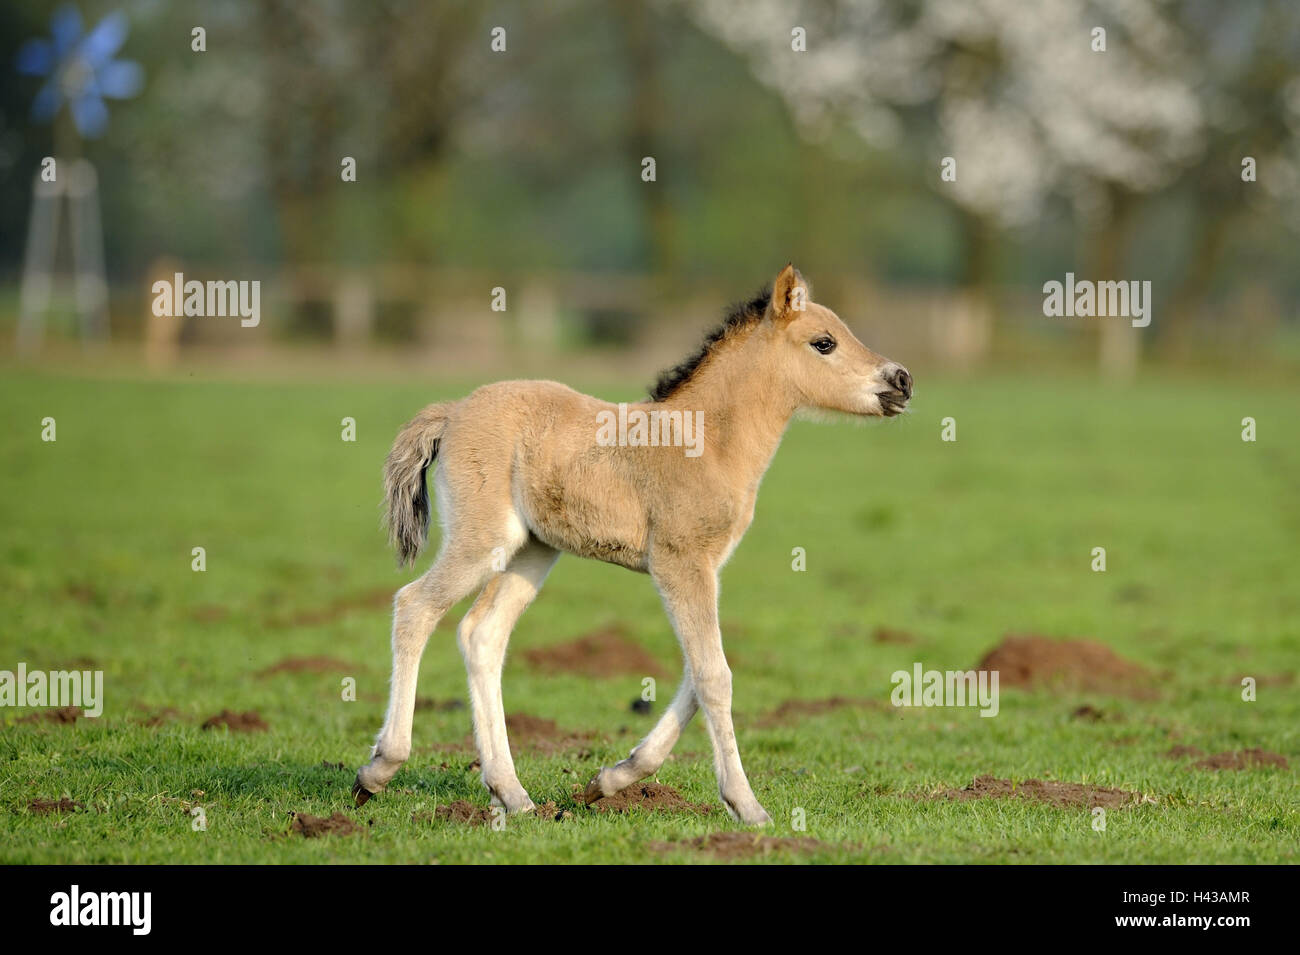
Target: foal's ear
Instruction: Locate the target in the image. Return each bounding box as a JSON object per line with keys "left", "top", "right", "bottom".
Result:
{"left": 770, "top": 264, "right": 809, "bottom": 320}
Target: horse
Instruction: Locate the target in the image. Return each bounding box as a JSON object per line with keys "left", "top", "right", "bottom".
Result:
{"left": 354, "top": 264, "right": 912, "bottom": 825}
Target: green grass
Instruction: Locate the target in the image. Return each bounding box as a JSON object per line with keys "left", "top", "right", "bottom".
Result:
{"left": 1, "top": 366, "right": 1296, "bottom": 863}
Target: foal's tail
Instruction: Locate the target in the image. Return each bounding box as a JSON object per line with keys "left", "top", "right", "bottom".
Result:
{"left": 384, "top": 402, "right": 453, "bottom": 567}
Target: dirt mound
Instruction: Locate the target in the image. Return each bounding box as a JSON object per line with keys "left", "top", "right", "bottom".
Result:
{"left": 1192, "top": 749, "right": 1288, "bottom": 771}
{"left": 27, "top": 797, "right": 84, "bottom": 815}
{"left": 652, "top": 831, "right": 822, "bottom": 859}
{"left": 257, "top": 656, "right": 353, "bottom": 676}
{"left": 201, "top": 709, "right": 268, "bottom": 732}
{"left": 532, "top": 800, "right": 573, "bottom": 822}
{"left": 268, "top": 587, "right": 393, "bottom": 628}
{"left": 872, "top": 627, "right": 916, "bottom": 645}
{"left": 1071, "top": 705, "right": 1105, "bottom": 722}
{"left": 976, "top": 634, "right": 1152, "bottom": 695}
{"left": 502, "top": 714, "right": 595, "bottom": 754}
{"left": 290, "top": 811, "right": 361, "bottom": 837}
{"left": 419, "top": 713, "right": 594, "bottom": 755}
{"left": 584, "top": 782, "right": 714, "bottom": 815}
{"left": 59, "top": 655, "right": 99, "bottom": 668}
{"left": 64, "top": 582, "right": 103, "bottom": 605}
{"left": 758, "top": 697, "right": 880, "bottom": 727}
{"left": 522, "top": 626, "right": 664, "bottom": 678}
{"left": 421, "top": 801, "right": 494, "bottom": 826}
{"left": 419, "top": 799, "right": 573, "bottom": 826}
{"left": 132, "top": 706, "right": 180, "bottom": 727}
{"left": 929, "top": 774, "right": 1145, "bottom": 809}
{"left": 16, "top": 707, "right": 83, "bottom": 725}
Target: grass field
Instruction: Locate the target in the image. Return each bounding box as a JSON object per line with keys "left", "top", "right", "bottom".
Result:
{"left": 1, "top": 365, "right": 1296, "bottom": 863}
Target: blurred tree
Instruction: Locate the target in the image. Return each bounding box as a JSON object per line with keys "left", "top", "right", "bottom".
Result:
{"left": 686, "top": 0, "right": 1206, "bottom": 373}
{"left": 257, "top": 0, "right": 497, "bottom": 263}
{"left": 615, "top": 0, "right": 675, "bottom": 273}
{"left": 4, "top": 0, "right": 1294, "bottom": 362}
{"left": 1160, "top": 0, "right": 1300, "bottom": 335}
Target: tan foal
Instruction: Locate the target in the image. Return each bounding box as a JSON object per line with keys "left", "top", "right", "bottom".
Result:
{"left": 354, "top": 265, "right": 912, "bottom": 825}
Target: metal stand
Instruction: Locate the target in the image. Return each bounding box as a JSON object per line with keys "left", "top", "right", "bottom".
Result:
{"left": 17, "top": 157, "right": 109, "bottom": 354}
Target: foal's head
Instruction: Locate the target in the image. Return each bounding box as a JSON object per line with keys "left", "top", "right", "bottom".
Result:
{"left": 762, "top": 264, "right": 912, "bottom": 417}
{"left": 650, "top": 264, "right": 911, "bottom": 417}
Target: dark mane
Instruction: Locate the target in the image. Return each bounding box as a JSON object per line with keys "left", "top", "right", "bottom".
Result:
{"left": 649, "top": 286, "right": 771, "bottom": 401}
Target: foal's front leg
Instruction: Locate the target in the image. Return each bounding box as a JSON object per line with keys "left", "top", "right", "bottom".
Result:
{"left": 650, "top": 561, "right": 771, "bottom": 825}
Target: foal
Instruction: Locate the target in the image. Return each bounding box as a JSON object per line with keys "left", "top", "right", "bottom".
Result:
{"left": 354, "top": 265, "right": 912, "bottom": 825}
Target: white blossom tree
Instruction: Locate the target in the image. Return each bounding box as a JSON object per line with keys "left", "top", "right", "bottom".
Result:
{"left": 686, "top": 0, "right": 1206, "bottom": 373}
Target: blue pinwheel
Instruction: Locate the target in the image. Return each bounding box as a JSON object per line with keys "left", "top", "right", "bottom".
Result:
{"left": 15, "top": 5, "right": 143, "bottom": 140}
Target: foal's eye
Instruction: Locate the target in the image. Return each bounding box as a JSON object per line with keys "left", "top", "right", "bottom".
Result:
{"left": 811, "top": 337, "right": 836, "bottom": 355}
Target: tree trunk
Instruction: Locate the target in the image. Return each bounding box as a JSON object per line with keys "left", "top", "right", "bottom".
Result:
{"left": 936, "top": 208, "right": 996, "bottom": 369}
{"left": 1088, "top": 188, "right": 1141, "bottom": 381}
{"left": 615, "top": 0, "right": 674, "bottom": 275}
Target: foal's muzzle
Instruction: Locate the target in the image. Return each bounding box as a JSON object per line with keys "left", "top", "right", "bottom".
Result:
{"left": 883, "top": 363, "right": 912, "bottom": 399}
{"left": 876, "top": 362, "right": 912, "bottom": 416}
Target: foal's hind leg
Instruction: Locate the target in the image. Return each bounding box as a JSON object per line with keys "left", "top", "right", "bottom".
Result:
{"left": 583, "top": 664, "right": 697, "bottom": 801}
{"left": 353, "top": 543, "right": 503, "bottom": 804}
{"left": 458, "top": 539, "right": 559, "bottom": 813}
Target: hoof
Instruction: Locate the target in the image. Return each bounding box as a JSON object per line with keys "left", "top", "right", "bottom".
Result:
{"left": 582, "top": 775, "right": 605, "bottom": 806}
{"left": 352, "top": 775, "right": 375, "bottom": 808}
{"left": 723, "top": 799, "right": 772, "bottom": 827}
